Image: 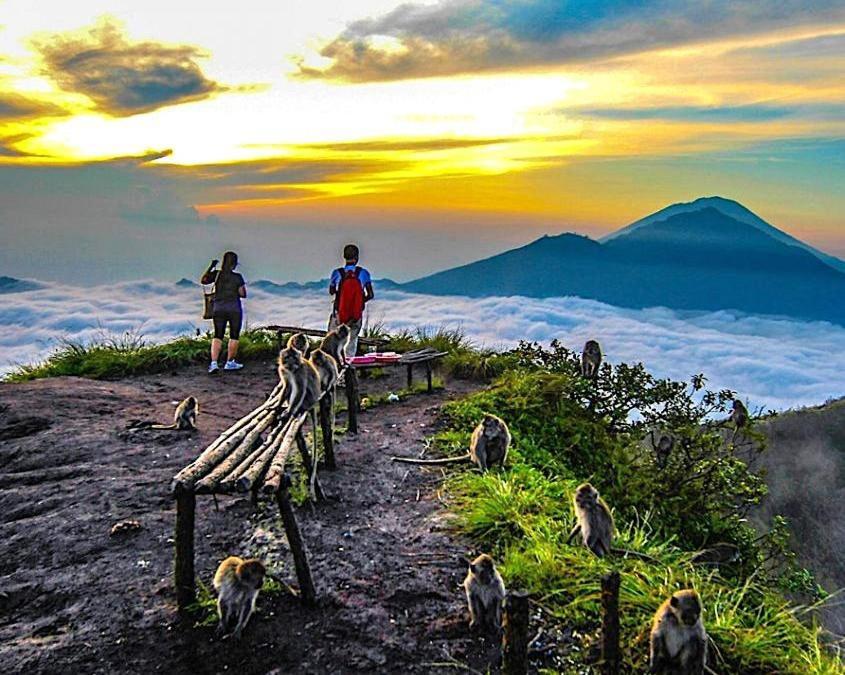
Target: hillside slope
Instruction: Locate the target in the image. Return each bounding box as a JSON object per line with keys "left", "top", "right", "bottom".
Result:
{"left": 757, "top": 399, "right": 845, "bottom": 634}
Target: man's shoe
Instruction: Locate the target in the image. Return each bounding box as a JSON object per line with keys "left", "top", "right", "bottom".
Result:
{"left": 224, "top": 360, "right": 244, "bottom": 370}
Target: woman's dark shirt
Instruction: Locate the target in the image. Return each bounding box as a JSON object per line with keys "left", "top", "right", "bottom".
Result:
{"left": 204, "top": 271, "right": 245, "bottom": 312}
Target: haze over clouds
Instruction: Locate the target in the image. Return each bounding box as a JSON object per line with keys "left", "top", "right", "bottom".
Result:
{"left": 2, "top": 279, "right": 843, "bottom": 412}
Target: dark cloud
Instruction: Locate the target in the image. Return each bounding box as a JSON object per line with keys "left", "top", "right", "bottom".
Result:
{"left": 295, "top": 0, "right": 845, "bottom": 82}
{"left": 0, "top": 92, "right": 66, "bottom": 121}
{"left": 568, "top": 103, "right": 845, "bottom": 123}
{"left": 35, "top": 19, "right": 225, "bottom": 116}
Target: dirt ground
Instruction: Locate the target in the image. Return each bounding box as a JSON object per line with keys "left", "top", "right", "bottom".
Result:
{"left": 0, "top": 360, "right": 545, "bottom": 674}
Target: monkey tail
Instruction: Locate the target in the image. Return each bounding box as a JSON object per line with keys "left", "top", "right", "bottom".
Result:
{"left": 390, "top": 454, "right": 471, "bottom": 465}
{"left": 129, "top": 421, "right": 177, "bottom": 431}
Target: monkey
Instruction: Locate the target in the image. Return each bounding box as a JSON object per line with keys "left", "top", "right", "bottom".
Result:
{"left": 654, "top": 433, "right": 674, "bottom": 468}
{"left": 581, "top": 339, "right": 602, "bottom": 378}
{"left": 566, "top": 482, "right": 660, "bottom": 562}
{"left": 689, "top": 542, "right": 740, "bottom": 566}
{"left": 128, "top": 396, "right": 198, "bottom": 431}
{"left": 213, "top": 556, "right": 266, "bottom": 640}
{"left": 461, "top": 553, "right": 506, "bottom": 635}
{"left": 277, "top": 347, "right": 322, "bottom": 500}
{"left": 320, "top": 324, "right": 351, "bottom": 368}
{"left": 730, "top": 399, "right": 748, "bottom": 428}
{"left": 567, "top": 482, "right": 613, "bottom": 557}
{"left": 287, "top": 332, "right": 311, "bottom": 356}
{"left": 278, "top": 347, "right": 321, "bottom": 415}
{"left": 309, "top": 348, "right": 339, "bottom": 394}
{"left": 649, "top": 589, "right": 707, "bottom": 674}
{"left": 391, "top": 414, "right": 510, "bottom": 472}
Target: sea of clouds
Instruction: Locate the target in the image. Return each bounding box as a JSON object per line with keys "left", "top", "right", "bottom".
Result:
{"left": 2, "top": 278, "right": 844, "bottom": 411}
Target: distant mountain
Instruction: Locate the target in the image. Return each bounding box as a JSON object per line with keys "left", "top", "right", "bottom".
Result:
{"left": 402, "top": 199, "right": 845, "bottom": 325}
{"left": 252, "top": 277, "right": 402, "bottom": 294}
{"left": 603, "top": 196, "right": 845, "bottom": 273}
{"left": 175, "top": 278, "right": 197, "bottom": 288}
{"left": 0, "top": 276, "right": 42, "bottom": 294}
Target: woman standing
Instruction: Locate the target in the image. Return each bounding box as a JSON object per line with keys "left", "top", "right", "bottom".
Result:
{"left": 201, "top": 251, "right": 246, "bottom": 374}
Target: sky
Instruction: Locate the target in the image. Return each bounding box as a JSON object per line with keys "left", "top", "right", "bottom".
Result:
{"left": 0, "top": 1, "right": 844, "bottom": 284}
{"left": 3, "top": 280, "right": 844, "bottom": 411}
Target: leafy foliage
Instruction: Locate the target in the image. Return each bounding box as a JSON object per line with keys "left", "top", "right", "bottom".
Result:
{"left": 436, "top": 341, "right": 841, "bottom": 673}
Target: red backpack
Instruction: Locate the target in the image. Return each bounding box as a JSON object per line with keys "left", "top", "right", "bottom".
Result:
{"left": 335, "top": 266, "right": 365, "bottom": 324}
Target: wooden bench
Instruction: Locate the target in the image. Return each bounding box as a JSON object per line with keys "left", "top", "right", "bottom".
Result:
{"left": 170, "top": 366, "right": 359, "bottom": 610}
{"left": 350, "top": 347, "right": 448, "bottom": 393}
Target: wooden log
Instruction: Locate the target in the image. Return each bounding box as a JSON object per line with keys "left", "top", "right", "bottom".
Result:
{"left": 216, "top": 410, "right": 292, "bottom": 492}
{"left": 257, "top": 325, "right": 385, "bottom": 347}
{"left": 174, "top": 488, "right": 196, "bottom": 610}
{"left": 345, "top": 368, "right": 359, "bottom": 433}
{"left": 194, "top": 409, "right": 281, "bottom": 493}
{"left": 426, "top": 361, "right": 433, "bottom": 393}
{"left": 171, "top": 387, "right": 283, "bottom": 492}
{"left": 502, "top": 591, "right": 530, "bottom": 675}
{"left": 275, "top": 475, "right": 316, "bottom": 606}
{"left": 600, "top": 571, "right": 621, "bottom": 675}
{"left": 295, "top": 429, "right": 325, "bottom": 501}
{"left": 319, "top": 393, "right": 336, "bottom": 470}
{"left": 406, "top": 363, "right": 413, "bottom": 389}
{"left": 234, "top": 417, "right": 292, "bottom": 492}
{"left": 263, "top": 412, "right": 308, "bottom": 493}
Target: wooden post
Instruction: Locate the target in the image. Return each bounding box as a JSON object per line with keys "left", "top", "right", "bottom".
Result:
{"left": 319, "top": 394, "right": 336, "bottom": 470}
{"left": 425, "top": 361, "right": 433, "bottom": 393}
{"left": 502, "top": 591, "right": 530, "bottom": 675}
{"left": 406, "top": 363, "right": 413, "bottom": 389}
{"left": 600, "top": 571, "right": 621, "bottom": 675}
{"left": 295, "top": 429, "right": 325, "bottom": 501}
{"left": 275, "top": 475, "right": 316, "bottom": 606}
{"left": 174, "top": 488, "right": 196, "bottom": 611}
{"left": 345, "top": 367, "right": 359, "bottom": 434}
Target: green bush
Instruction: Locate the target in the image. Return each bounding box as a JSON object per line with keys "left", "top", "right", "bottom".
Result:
{"left": 434, "top": 340, "right": 841, "bottom": 673}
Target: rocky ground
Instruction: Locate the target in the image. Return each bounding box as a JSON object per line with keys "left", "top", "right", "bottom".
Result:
{"left": 0, "top": 360, "right": 547, "bottom": 674}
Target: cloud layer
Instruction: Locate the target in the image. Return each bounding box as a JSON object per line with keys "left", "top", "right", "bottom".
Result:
{"left": 297, "top": 0, "right": 845, "bottom": 82}
{"left": 35, "top": 19, "right": 225, "bottom": 116}
{"left": 2, "top": 278, "right": 844, "bottom": 412}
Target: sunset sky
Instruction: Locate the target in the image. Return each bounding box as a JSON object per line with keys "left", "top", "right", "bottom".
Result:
{"left": 1, "top": 0, "right": 844, "bottom": 283}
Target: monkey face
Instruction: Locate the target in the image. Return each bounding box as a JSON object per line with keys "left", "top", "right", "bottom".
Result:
{"left": 574, "top": 483, "right": 598, "bottom": 509}
{"left": 470, "top": 555, "right": 496, "bottom": 585}
{"left": 238, "top": 559, "right": 266, "bottom": 589}
{"left": 482, "top": 416, "right": 500, "bottom": 437}
{"left": 279, "top": 348, "right": 301, "bottom": 371}
{"left": 670, "top": 590, "right": 702, "bottom": 626}
{"left": 290, "top": 334, "right": 308, "bottom": 352}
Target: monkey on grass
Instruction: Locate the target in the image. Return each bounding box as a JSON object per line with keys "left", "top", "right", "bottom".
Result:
{"left": 128, "top": 396, "right": 198, "bottom": 431}
{"left": 567, "top": 482, "right": 660, "bottom": 562}
{"left": 649, "top": 589, "right": 707, "bottom": 674}
{"left": 391, "top": 414, "right": 510, "bottom": 471}
{"left": 213, "top": 556, "right": 266, "bottom": 640}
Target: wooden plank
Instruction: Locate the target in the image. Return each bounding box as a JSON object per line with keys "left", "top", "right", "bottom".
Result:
{"left": 503, "top": 591, "right": 530, "bottom": 675}
{"left": 600, "top": 571, "right": 621, "bottom": 675}
{"left": 295, "top": 429, "right": 325, "bottom": 501}
{"left": 262, "top": 412, "right": 308, "bottom": 493}
{"left": 345, "top": 368, "right": 359, "bottom": 433}
{"left": 275, "top": 476, "right": 316, "bottom": 606}
{"left": 319, "top": 393, "right": 336, "bottom": 470}
{"left": 174, "top": 488, "right": 196, "bottom": 611}
{"left": 256, "top": 325, "right": 385, "bottom": 347}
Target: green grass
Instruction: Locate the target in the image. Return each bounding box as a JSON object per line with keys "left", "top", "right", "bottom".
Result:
{"left": 434, "top": 362, "right": 844, "bottom": 673}
{"left": 5, "top": 328, "right": 280, "bottom": 381}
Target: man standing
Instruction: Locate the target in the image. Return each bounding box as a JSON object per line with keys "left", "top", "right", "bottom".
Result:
{"left": 328, "top": 243, "right": 374, "bottom": 358}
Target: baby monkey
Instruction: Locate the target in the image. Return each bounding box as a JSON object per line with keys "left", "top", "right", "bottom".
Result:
{"left": 213, "top": 556, "right": 266, "bottom": 640}
{"left": 320, "top": 324, "right": 351, "bottom": 368}
{"left": 581, "top": 339, "right": 602, "bottom": 378}
{"left": 128, "top": 395, "right": 198, "bottom": 431}
{"left": 392, "top": 414, "right": 510, "bottom": 472}
{"left": 650, "top": 589, "right": 707, "bottom": 674}
{"left": 461, "top": 553, "right": 506, "bottom": 634}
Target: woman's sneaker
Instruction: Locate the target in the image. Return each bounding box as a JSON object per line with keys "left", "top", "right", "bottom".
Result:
{"left": 208, "top": 361, "right": 219, "bottom": 374}
{"left": 224, "top": 360, "right": 244, "bottom": 370}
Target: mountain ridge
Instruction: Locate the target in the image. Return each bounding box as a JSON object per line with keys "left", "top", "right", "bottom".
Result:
{"left": 402, "top": 198, "right": 845, "bottom": 325}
